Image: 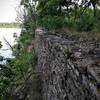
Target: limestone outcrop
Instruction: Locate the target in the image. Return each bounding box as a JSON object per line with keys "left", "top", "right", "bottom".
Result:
{"left": 35, "top": 28, "right": 100, "bottom": 100}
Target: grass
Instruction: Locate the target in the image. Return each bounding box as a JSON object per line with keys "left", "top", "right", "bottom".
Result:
{"left": 50, "top": 27, "right": 100, "bottom": 41}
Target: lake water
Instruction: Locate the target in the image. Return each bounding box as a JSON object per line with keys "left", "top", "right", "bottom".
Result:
{"left": 0, "top": 28, "right": 21, "bottom": 58}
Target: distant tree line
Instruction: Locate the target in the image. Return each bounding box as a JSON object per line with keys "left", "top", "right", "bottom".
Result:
{"left": 0, "top": 23, "right": 21, "bottom": 28}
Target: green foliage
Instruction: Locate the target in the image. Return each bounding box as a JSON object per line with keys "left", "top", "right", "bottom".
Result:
{"left": 37, "top": 15, "right": 67, "bottom": 29}
{"left": 36, "top": 0, "right": 100, "bottom": 32}
{"left": 92, "top": 10, "right": 100, "bottom": 32}
{"left": 75, "top": 10, "right": 94, "bottom": 31}
{"left": 0, "top": 29, "right": 34, "bottom": 98}
{"left": 0, "top": 63, "right": 15, "bottom": 96}
{"left": 0, "top": 41, "right": 2, "bottom": 48}
{"left": 0, "top": 1, "right": 39, "bottom": 99}
{"left": 20, "top": 0, "right": 100, "bottom": 31}
{"left": 0, "top": 3, "right": 35, "bottom": 98}
{"left": 74, "top": 9, "right": 100, "bottom": 32}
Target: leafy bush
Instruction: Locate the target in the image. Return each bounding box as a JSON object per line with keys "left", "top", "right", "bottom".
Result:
{"left": 75, "top": 14, "right": 94, "bottom": 31}
{"left": 37, "top": 15, "right": 67, "bottom": 30}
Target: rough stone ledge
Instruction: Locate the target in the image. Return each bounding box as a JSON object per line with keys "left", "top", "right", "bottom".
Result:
{"left": 35, "top": 28, "right": 100, "bottom": 100}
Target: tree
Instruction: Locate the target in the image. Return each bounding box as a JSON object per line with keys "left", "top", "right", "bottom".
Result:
{"left": 0, "top": 41, "right": 2, "bottom": 48}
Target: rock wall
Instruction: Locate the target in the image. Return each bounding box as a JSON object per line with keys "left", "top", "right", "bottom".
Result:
{"left": 35, "top": 28, "right": 100, "bottom": 100}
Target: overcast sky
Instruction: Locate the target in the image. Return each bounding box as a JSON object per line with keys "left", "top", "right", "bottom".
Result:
{"left": 0, "top": 0, "right": 21, "bottom": 22}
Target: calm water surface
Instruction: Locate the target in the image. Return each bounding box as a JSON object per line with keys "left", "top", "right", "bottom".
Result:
{"left": 0, "top": 28, "right": 21, "bottom": 58}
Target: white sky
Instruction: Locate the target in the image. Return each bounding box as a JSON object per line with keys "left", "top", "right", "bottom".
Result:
{"left": 0, "top": 0, "right": 21, "bottom": 22}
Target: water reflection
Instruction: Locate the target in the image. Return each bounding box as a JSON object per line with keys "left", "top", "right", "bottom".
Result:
{"left": 0, "top": 28, "right": 21, "bottom": 58}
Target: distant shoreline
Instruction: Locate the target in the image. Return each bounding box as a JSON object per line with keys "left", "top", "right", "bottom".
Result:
{"left": 0, "top": 23, "right": 21, "bottom": 28}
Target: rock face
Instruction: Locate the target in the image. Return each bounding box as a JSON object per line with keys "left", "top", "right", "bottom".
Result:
{"left": 35, "top": 28, "right": 100, "bottom": 100}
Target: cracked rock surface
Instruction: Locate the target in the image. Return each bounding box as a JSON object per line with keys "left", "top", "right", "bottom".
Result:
{"left": 35, "top": 29, "right": 100, "bottom": 100}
